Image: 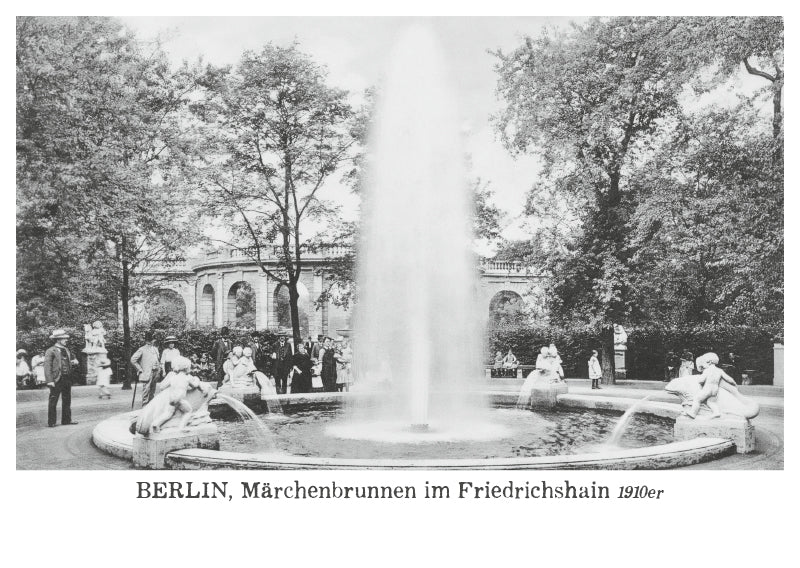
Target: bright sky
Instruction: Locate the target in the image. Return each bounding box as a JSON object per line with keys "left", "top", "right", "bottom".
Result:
{"left": 121, "top": 16, "right": 770, "bottom": 250}
{"left": 121, "top": 17, "right": 584, "bottom": 242}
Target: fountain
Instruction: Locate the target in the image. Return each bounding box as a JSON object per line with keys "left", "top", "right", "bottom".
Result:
{"left": 338, "top": 24, "right": 492, "bottom": 440}
{"left": 92, "top": 26, "right": 757, "bottom": 470}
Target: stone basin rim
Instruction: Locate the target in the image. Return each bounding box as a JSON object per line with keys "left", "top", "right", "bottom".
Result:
{"left": 92, "top": 390, "right": 738, "bottom": 469}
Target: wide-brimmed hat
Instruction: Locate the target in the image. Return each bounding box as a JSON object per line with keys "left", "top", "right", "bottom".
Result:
{"left": 16, "top": 349, "right": 27, "bottom": 356}
{"left": 49, "top": 328, "right": 70, "bottom": 340}
{"left": 98, "top": 358, "right": 112, "bottom": 368}
{"left": 163, "top": 335, "right": 179, "bottom": 343}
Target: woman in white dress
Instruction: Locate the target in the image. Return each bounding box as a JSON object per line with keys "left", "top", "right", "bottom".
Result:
{"left": 678, "top": 350, "right": 695, "bottom": 377}
{"left": 31, "top": 351, "right": 46, "bottom": 387}
{"left": 336, "top": 340, "right": 354, "bottom": 392}
{"left": 97, "top": 357, "right": 112, "bottom": 399}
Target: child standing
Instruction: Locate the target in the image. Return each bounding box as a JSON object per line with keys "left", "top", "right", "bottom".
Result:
{"left": 588, "top": 350, "right": 602, "bottom": 389}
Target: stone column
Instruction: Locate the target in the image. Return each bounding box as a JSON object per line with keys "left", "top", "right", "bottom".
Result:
{"left": 256, "top": 272, "right": 269, "bottom": 329}
{"left": 311, "top": 271, "right": 324, "bottom": 338}
{"left": 773, "top": 343, "right": 784, "bottom": 387}
{"left": 214, "top": 273, "right": 225, "bottom": 327}
{"left": 265, "top": 277, "right": 274, "bottom": 329}
{"left": 182, "top": 283, "right": 196, "bottom": 325}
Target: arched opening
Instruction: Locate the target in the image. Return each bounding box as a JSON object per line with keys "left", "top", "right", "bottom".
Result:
{"left": 226, "top": 281, "right": 256, "bottom": 327}
{"left": 199, "top": 284, "right": 215, "bottom": 326}
{"left": 488, "top": 290, "right": 525, "bottom": 328}
{"left": 145, "top": 289, "right": 187, "bottom": 329}
{"left": 274, "top": 282, "right": 310, "bottom": 337}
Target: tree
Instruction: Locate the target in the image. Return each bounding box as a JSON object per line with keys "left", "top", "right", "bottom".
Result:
{"left": 494, "top": 17, "right": 694, "bottom": 331}
{"left": 628, "top": 105, "right": 782, "bottom": 329}
{"left": 194, "top": 42, "right": 360, "bottom": 345}
{"left": 17, "top": 17, "right": 203, "bottom": 386}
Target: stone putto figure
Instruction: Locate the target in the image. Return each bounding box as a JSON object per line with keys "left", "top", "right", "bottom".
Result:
{"left": 131, "top": 356, "right": 216, "bottom": 436}
{"left": 665, "top": 352, "right": 759, "bottom": 420}
{"left": 83, "top": 321, "right": 107, "bottom": 353}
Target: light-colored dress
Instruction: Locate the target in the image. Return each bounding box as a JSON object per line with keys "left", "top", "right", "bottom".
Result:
{"left": 588, "top": 356, "right": 602, "bottom": 379}
{"left": 336, "top": 347, "right": 353, "bottom": 385}
{"left": 97, "top": 367, "right": 112, "bottom": 387}
{"left": 161, "top": 347, "right": 181, "bottom": 373}
{"left": 679, "top": 360, "right": 695, "bottom": 377}
{"left": 31, "top": 355, "right": 46, "bottom": 385}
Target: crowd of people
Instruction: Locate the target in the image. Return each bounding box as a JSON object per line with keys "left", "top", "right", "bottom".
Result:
{"left": 130, "top": 327, "right": 355, "bottom": 408}
{"left": 20, "top": 325, "right": 749, "bottom": 429}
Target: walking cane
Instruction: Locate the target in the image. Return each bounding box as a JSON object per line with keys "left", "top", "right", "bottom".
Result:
{"left": 131, "top": 372, "right": 139, "bottom": 410}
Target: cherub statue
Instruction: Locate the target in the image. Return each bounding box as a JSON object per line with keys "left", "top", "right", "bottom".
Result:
{"left": 688, "top": 353, "right": 738, "bottom": 419}
{"left": 89, "top": 321, "right": 106, "bottom": 350}
{"left": 665, "top": 352, "right": 759, "bottom": 420}
{"left": 131, "top": 356, "right": 215, "bottom": 435}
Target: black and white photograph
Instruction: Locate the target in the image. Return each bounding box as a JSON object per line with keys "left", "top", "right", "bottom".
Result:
{"left": 15, "top": 14, "right": 785, "bottom": 475}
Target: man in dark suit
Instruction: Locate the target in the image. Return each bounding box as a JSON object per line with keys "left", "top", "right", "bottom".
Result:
{"left": 210, "top": 327, "right": 232, "bottom": 387}
{"left": 271, "top": 333, "right": 293, "bottom": 394}
{"left": 44, "top": 328, "right": 79, "bottom": 427}
{"left": 248, "top": 331, "right": 265, "bottom": 372}
{"left": 310, "top": 334, "right": 324, "bottom": 361}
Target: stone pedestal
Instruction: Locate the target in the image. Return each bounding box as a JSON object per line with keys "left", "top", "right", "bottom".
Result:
{"left": 773, "top": 343, "right": 784, "bottom": 387}
{"left": 674, "top": 414, "right": 755, "bottom": 454}
{"left": 529, "top": 381, "right": 569, "bottom": 409}
{"left": 83, "top": 349, "right": 107, "bottom": 386}
{"left": 132, "top": 424, "right": 219, "bottom": 469}
{"left": 614, "top": 347, "right": 627, "bottom": 380}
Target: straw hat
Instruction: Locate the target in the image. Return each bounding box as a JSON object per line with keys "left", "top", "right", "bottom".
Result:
{"left": 16, "top": 349, "right": 27, "bottom": 356}
{"left": 163, "top": 335, "right": 179, "bottom": 343}
{"left": 49, "top": 328, "right": 70, "bottom": 340}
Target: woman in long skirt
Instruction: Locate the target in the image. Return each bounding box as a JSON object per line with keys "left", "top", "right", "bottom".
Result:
{"left": 290, "top": 343, "right": 313, "bottom": 394}
{"left": 336, "top": 340, "right": 353, "bottom": 392}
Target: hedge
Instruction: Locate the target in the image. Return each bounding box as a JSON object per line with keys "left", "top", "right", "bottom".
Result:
{"left": 486, "top": 323, "right": 779, "bottom": 383}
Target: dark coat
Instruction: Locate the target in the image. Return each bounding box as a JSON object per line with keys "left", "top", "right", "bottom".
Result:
{"left": 211, "top": 338, "right": 232, "bottom": 371}
{"left": 272, "top": 341, "right": 293, "bottom": 371}
{"left": 44, "top": 344, "right": 73, "bottom": 384}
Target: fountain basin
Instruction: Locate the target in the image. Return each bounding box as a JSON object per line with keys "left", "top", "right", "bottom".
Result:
{"left": 92, "top": 392, "right": 737, "bottom": 469}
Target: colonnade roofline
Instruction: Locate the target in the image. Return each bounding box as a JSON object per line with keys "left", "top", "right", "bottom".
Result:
{"left": 145, "top": 245, "right": 546, "bottom": 279}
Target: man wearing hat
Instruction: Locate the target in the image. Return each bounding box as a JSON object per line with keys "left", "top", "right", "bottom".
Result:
{"left": 248, "top": 331, "right": 265, "bottom": 373}
{"left": 310, "top": 334, "right": 324, "bottom": 361}
{"left": 211, "top": 327, "right": 232, "bottom": 387}
{"left": 160, "top": 335, "right": 181, "bottom": 375}
{"left": 131, "top": 331, "right": 161, "bottom": 406}
{"left": 44, "top": 329, "right": 79, "bottom": 427}
{"left": 270, "top": 332, "right": 293, "bottom": 395}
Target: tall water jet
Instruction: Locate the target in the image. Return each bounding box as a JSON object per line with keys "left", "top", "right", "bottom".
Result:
{"left": 348, "top": 24, "right": 487, "bottom": 437}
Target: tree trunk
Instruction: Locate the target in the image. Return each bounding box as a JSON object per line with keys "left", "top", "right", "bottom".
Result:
{"left": 287, "top": 277, "right": 302, "bottom": 348}
{"left": 120, "top": 237, "right": 132, "bottom": 390}
{"left": 773, "top": 71, "right": 783, "bottom": 141}
{"left": 601, "top": 326, "right": 616, "bottom": 385}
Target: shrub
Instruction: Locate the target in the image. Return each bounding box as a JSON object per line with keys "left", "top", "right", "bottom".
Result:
{"left": 486, "top": 323, "right": 779, "bottom": 382}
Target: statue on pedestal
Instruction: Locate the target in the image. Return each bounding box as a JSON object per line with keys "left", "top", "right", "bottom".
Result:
{"left": 83, "top": 321, "right": 107, "bottom": 353}
{"left": 131, "top": 356, "right": 216, "bottom": 436}
{"left": 665, "top": 352, "right": 760, "bottom": 420}
{"left": 83, "top": 321, "right": 108, "bottom": 385}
